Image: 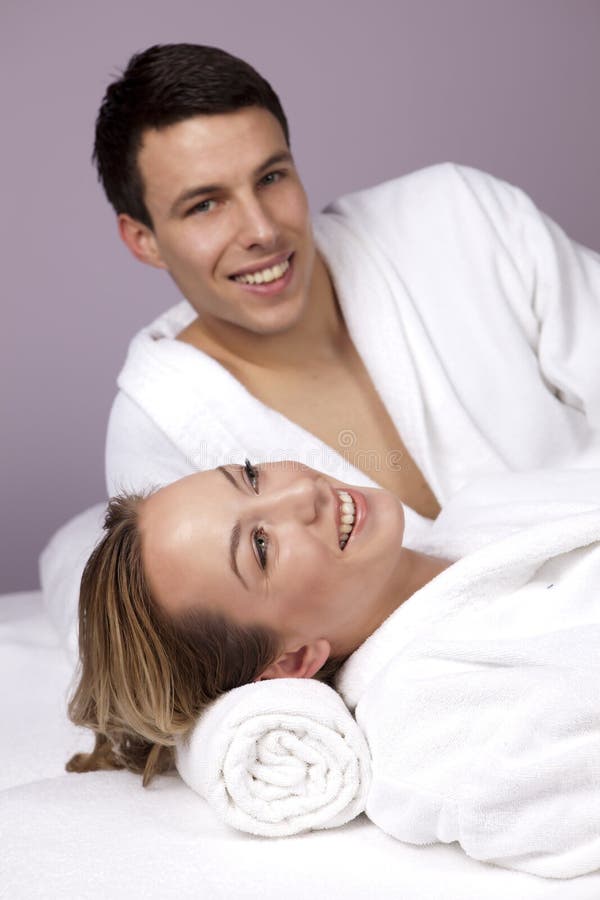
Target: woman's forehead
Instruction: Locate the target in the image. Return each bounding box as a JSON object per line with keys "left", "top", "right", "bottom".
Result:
{"left": 143, "top": 469, "right": 218, "bottom": 519}
{"left": 138, "top": 471, "right": 233, "bottom": 612}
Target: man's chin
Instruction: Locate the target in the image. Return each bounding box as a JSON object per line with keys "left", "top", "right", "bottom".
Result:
{"left": 233, "top": 294, "right": 309, "bottom": 338}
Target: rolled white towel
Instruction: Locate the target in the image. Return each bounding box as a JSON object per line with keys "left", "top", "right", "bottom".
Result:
{"left": 175, "top": 677, "right": 371, "bottom": 837}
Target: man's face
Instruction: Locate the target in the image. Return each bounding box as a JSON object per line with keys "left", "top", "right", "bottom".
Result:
{"left": 130, "top": 107, "right": 316, "bottom": 336}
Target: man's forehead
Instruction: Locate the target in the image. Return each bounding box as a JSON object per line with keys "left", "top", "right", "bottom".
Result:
{"left": 137, "top": 108, "right": 287, "bottom": 199}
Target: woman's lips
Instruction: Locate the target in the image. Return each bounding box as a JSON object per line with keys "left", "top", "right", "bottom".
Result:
{"left": 346, "top": 488, "right": 366, "bottom": 546}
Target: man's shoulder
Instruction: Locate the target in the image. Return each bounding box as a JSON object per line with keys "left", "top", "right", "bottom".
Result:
{"left": 115, "top": 300, "right": 197, "bottom": 376}
{"left": 361, "top": 161, "right": 472, "bottom": 198}
{"left": 318, "top": 163, "right": 522, "bottom": 245}
{"left": 326, "top": 162, "right": 510, "bottom": 210}
{"left": 128, "top": 300, "right": 197, "bottom": 345}
{"left": 111, "top": 299, "right": 216, "bottom": 427}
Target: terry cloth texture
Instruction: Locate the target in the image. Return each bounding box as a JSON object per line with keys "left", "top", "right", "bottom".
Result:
{"left": 175, "top": 677, "right": 370, "bottom": 837}
{"left": 337, "top": 470, "right": 600, "bottom": 879}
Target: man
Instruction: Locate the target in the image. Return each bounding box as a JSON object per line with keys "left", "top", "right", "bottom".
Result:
{"left": 97, "top": 42, "right": 600, "bottom": 551}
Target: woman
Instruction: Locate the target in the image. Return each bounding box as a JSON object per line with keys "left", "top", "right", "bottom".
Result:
{"left": 67, "top": 461, "right": 600, "bottom": 876}
{"left": 66, "top": 459, "right": 451, "bottom": 786}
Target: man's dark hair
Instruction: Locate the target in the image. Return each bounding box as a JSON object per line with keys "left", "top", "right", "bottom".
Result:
{"left": 94, "top": 44, "right": 290, "bottom": 229}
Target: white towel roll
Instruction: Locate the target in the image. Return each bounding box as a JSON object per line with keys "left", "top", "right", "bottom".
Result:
{"left": 175, "top": 678, "right": 371, "bottom": 837}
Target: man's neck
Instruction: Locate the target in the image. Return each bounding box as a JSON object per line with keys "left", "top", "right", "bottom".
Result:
{"left": 179, "top": 252, "right": 348, "bottom": 371}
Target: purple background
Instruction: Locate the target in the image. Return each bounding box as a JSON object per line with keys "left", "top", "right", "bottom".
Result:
{"left": 2, "top": 1, "right": 599, "bottom": 592}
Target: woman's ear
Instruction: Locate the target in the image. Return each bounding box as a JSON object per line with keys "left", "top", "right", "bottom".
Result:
{"left": 256, "top": 639, "right": 331, "bottom": 681}
{"left": 118, "top": 214, "right": 167, "bottom": 269}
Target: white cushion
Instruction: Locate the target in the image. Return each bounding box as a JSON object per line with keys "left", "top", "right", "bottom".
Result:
{"left": 38, "top": 503, "right": 106, "bottom": 664}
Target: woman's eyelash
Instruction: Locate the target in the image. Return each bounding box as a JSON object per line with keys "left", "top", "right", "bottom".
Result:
{"left": 243, "top": 460, "right": 267, "bottom": 569}
{"left": 253, "top": 527, "right": 269, "bottom": 570}
{"left": 243, "top": 458, "right": 259, "bottom": 493}
{"left": 242, "top": 460, "right": 268, "bottom": 568}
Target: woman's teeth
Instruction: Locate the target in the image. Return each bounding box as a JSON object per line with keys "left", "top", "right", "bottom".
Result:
{"left": 233, "top": 258, "right": 290, "bottom": 285}
{"left": 336, "top": 490, "right": 355, "bottom": 550}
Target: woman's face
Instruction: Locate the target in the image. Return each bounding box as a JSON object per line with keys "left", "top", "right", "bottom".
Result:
{"left": 139, "top": 461, "right": 406, "bottom": 663}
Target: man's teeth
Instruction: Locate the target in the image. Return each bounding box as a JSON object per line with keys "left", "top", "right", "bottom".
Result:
{"left": 233, "top": 258, "right": 290, "bottom": 285}
{"left": 337, "top": 490, "right": 355, "bottom": 550}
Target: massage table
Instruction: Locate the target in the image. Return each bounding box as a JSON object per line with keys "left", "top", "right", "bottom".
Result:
{"left": 2, "top": 588, "right": 598, "bottom": 899}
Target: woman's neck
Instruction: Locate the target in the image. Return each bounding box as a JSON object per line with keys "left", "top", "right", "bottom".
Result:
{"left": 396, "top": 548, "right": 453, "bottom": 603}
{"left": 354, "top": 549, "right": 453, "bottom": 652}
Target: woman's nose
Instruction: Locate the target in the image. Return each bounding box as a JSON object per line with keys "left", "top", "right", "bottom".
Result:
{"left": 258, "top": 475, "right": 326, "bottom": 525}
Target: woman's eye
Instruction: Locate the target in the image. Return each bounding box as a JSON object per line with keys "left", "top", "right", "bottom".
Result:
{"left": 253, "top": 527, "right": 269, "bottom": 570}
{"left": 243, "top": 458, "right": 259, "bottom": 494}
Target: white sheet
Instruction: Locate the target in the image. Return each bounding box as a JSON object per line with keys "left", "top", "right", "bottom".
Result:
{"left": 2, "top": 590, "right": 599, "bottom": 898}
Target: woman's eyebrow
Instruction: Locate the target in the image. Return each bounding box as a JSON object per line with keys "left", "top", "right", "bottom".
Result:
{"left": 229, "top": 520, "right": 248, "bottom": 590}
{"left": 217, "top": 465, "right": 241, "bottom": 491}
{"left": 217, "top": 466, "right": 249, "bottom": 589}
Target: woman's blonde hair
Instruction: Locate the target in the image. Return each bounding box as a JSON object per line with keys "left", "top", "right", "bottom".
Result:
{"left": 66, "top": 493, "right": 349, "bottom": 786}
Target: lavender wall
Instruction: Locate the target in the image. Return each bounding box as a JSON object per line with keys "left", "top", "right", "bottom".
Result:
{"left": 2, "top": 1, "right": 599, "bottom": 591}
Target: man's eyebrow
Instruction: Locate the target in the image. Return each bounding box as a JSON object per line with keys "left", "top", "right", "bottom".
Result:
{"left": 170, "top": 150, "right": 294, "bottom": 216}
{"left": 254, "top": 150, "right": 293, "bottom": 176}
{"left": 217, "top": 466, "right": 248, "bottom": 590}
{"left": 170, "top": 182, "right": 220, "bottom": 217}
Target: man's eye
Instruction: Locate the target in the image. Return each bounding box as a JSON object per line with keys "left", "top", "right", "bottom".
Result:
{"left": 260, "top": 171, "right": 283, "bottom": 187}
{"left": 187, "top": 198, "right": 217, "bottom": 215}
{"left": 243, "top": 458, "right": 259, "bottom": 493}
{"left": 253, "top": 527, "right": 269, "bottom": 570}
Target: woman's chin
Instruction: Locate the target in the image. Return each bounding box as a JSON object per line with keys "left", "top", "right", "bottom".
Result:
{"left": 350, "top": 483, "right": 405, "bottom": 555}
{"left": 377, "top": 489, "right": 405, "bottom": 546}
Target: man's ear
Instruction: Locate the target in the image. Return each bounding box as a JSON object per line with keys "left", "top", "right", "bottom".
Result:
{"left": 256, "top": 639, "right": 331, "bottom": 681}
{"left": 118, "top": 213, "right": 167, "bottom": 269}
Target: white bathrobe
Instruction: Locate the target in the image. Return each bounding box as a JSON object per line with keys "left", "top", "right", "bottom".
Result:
{"left": 336, "top": 469, "right": 600, "bottom": 878}
{"left": 106, "top": 163, "right": 600, "bottom": 549}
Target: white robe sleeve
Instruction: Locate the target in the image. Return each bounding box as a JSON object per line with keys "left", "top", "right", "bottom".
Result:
{"left": 105, "top": 391, "right": 196, "bottom": 496}
{"left": 359, "top": 627, "right": 600, "bottom": 879}
{"left": 456, "top": 165, "right": 600, "bottom": 428}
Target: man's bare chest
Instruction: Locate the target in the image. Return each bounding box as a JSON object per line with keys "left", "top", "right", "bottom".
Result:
{"left": 238, "top": 360, "right": 441, "bottom": 520}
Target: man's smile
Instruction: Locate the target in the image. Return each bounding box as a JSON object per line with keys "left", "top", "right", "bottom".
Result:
{"left": 229, "top": 253, "right": 295, "bottom": 294}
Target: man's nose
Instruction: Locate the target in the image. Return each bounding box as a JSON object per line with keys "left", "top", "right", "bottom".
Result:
{"left": 235, "top": 194, "right": 278, "bottom": 249}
